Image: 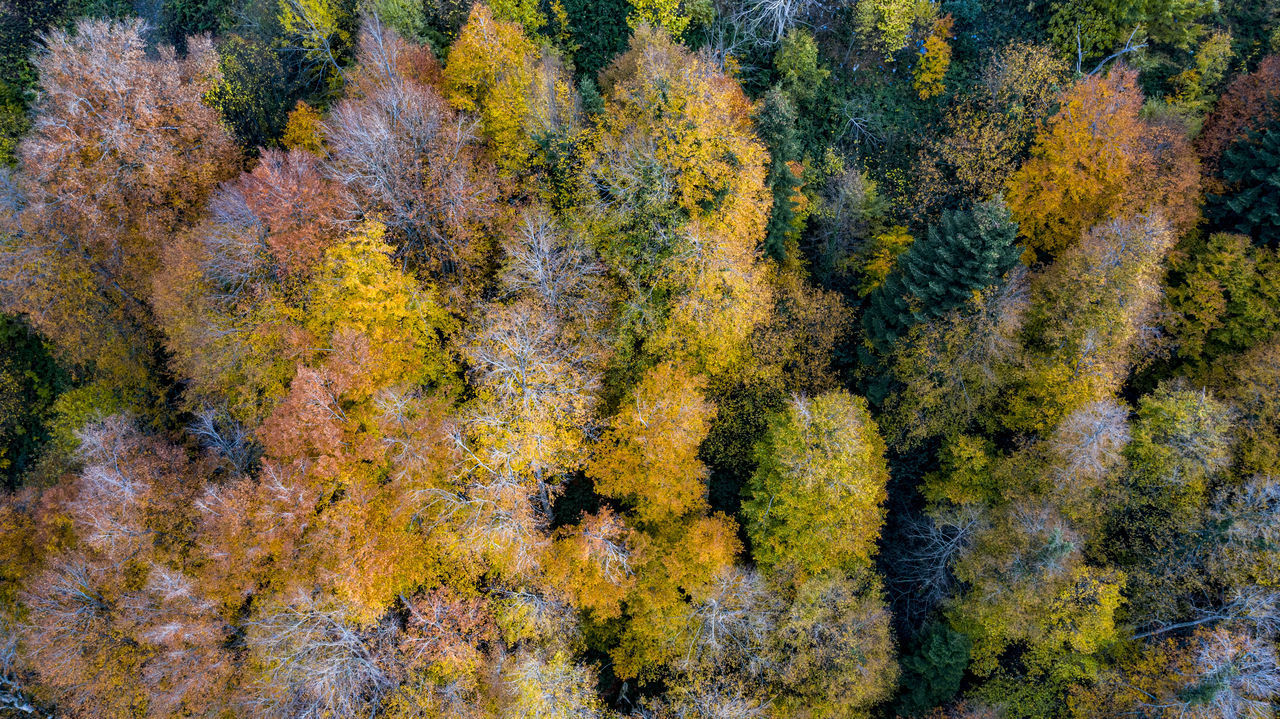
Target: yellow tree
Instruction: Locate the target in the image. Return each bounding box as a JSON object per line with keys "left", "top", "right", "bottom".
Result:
{"left": 1005, "top": 67, "right": 1145, "bottom": 258}
{"left": 586, "top": 25, "right": 773, "bottom": 375}
{"left": 1006, "top": 66, "right": 1199, "bottom": 260}
{"left": 742, "top": 391, "right": 891, "bottom": 580}
{"left": 588, "top": 363, "right": 716, "bottom": 525}
{"left": 574, "top": 363, "right": 742, "bottom": 679}
{"left": 444, "top": 4, "right": 580, "bottom": 176}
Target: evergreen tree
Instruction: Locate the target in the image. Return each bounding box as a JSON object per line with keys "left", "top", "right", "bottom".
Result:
{"left": 756, "top": 87, "right": 801, "bottom": 262}
{"left": 1210, "top": 118, "right": 1280, "bottom": 248}
{"left": 895, "top": 623, "right": 972, "bottom": 716}
{"left": 864, "top": 197, "right": 1021, "bottom": 353}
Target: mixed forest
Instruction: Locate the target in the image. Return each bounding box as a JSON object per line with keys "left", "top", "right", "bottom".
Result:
{"left": 0, "top": 0, "right": 1279, "bottom": 716}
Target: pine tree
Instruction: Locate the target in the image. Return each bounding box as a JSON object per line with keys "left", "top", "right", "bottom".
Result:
{"left": 757, "top": 88, "right": 801, "bottom": 262}
{"left": 1210, "top": 118, "right": 1280, "bottom": 248}
{"left": 864, "top": 197, "right": 1021, "bottom": 353}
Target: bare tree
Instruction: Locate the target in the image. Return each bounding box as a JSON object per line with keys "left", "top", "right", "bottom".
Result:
{"left": 645, "top": 673, "right": 772, "bottom": 718}
{"left": 326, "top": 18, "right": 496, "bottom": 286}
{"left": 0, "top": 614, "right": 42, "bottom": 716}
{"left": 1133, "top": 587, "right": 1280, "bottom": 641}
{"left": 893, "top": 507, "right": 986, "bottom": 610}
{"left": 69, "top": 416, "right": 157, "bottom": 561}
{"left": 501, "top": 208, "right": 606, "bottom": 324}
{"left": 1134, "top": 629, "right": 1280, "bottom": 719}
{"left": 190, "top": 406, "right": 258, "bottom": 475}
{"left": 243, "top": 591, "right": 396, "bottom": 719}
{"left": 679, "top": 567, "right": 777, "bottom": 677}
{"left": 1211, "top": 474, "right": 1280, "bottom": 582}
{"left": 1049, "top": 399, "right": 1131, "bottom": 486}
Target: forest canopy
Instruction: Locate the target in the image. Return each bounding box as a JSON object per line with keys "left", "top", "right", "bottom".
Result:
{"left": 0, "top": 0, "right": 1279, "bottom": 717}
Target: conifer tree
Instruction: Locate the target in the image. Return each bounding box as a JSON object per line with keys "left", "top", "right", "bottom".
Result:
{"left": 757, "top": 88, "right": 801, "bottom": 262}
{"left": 1210, "top": 118, "right": 1280, "bottom": 247}
{"left": 864, "top": 197, "right": 1020, "bottom": 353}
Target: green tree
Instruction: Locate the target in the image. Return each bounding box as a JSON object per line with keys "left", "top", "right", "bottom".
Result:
{"left": 1209, "top": 117, "right": 1280, "bottom": 247}
{"left": 1106, "top": 386, "right": 1233, "bottom": 625}
{"left": 0, "top": 315, "right": 69, "bottom": 487}
{"left": 896, "top": 622, "right": 971, "bottom": 716}
{"left": 854, "top": 0, "right": 923, "bottom": 57}
{"left": 775, "top": 29, "right": 829, "bottom": 106}
{"left": 1166, "top": 233, "right": 1280, "bottom": 373}
{"left": 864, "top": 198, "right": 1021, "bottom": 353}
{"left": 161, "top": 0, "right": 238, "bottom": 46}
{"left": 560, "top": 0, "right": 631, "bottom": 79}
{"left": 756, "top": 88, "right": 802, "bottom": 262}
{"left": 743, "top": 391, "right": 891, "bottom": 579}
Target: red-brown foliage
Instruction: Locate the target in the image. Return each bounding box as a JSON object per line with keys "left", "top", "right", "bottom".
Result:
{"left": 1199, "top": 55, "right": 1280, "bottom": 174}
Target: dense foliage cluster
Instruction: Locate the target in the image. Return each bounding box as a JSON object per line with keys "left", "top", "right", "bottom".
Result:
{"left": 1, "top": 0, "right": 1279, "bottom": 717}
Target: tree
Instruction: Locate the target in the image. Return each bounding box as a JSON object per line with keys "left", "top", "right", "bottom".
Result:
{"left": 743, "top": 391, "right": 890, "bottom": 579}
{"left": 558, "top": 0, "right": 632, "bottom": 79}
{"left": 1006, "top": 66, "right": 1197, "bottom": 259}
{"left": 1107, "top": 385, "right": 1233, "bottom": 625}
{"left": 243, "top": 591, "right": 394, "bottom": 718}
{"left": 896, "top": 623, "right": 971, "bottom": 716}
{"left": 1222, "top": 341, "right": 1280, "bottom": 477}
{"left": 2, "top": 19, "right": 237, "bottom": 391}
{"left": 864, "top": 198, "right": 1021, "bottom": 353}
{"left": 1166, "top": 233, "right": 1280, "bottom": 373}
{"left": 628, "top": 0, "right": 692, "bottom": 37}
{"left": 913, "top": 15, "right": 953, "bottom": 100}
{"left": 1210, "top": 474, "right": 1280, "bottom": 588}
{"left": 587, "top": 24, "right": 773, "bottom": 374}
{"left": 610, "top": 512, "right": 742, "bottom": 679}
{"left": 1197, "top": 54, "right": 1280, "bottom": 176}
{"left": 749, "top": 272, "right": 855, "bottom": 395}
{"left": 361, "top": 0, "right": 433, "bottom": 42}
{"left": 18, "top": 417, "right": 233, "bottom": 717}
{"left": 444, "top": 4, "right": 582, "bottom": 178}
{"left": 881, "top": 274, "right": 1026, "bottom": 449}
{"left": 462, "top": 295, "right": 602, "bottom": 519}
{"left": 1047, "top": 399, "right": 1131, "bottom": 492}
{"left": 589, "top": 363, "right": 716, "bottom": 525}
{"left": 910, "top": 41, "right": 1067, "bottom": 222}
{"left": 281, "top": 100, "right": 326, "bottom": 153}
{"left": 854, "top": 0, "right": 922, "bottom": 57}
{"left": 755, "top": 87, "right": 802, "bottom": 262}
{"left": 276, "top": 0, "right": 354, "bottom": 92}
{"left": 0, "top": 314, "right": 67, "bottom": 487}
{"left": 1209, "top": 117, "right": 1280, "bottom": 247}
{"left": 857, "top": 225, "right": 915, "bottom": 298}
{"left": 948, "top": 506, "right": 1125, "bottom": 675}
{"left": 229, "top": 147, "right": 350, "bottom": 275}
{"left": 503, "top": 651, "right": 606, "bottom": 718}
{"left": 18, "top": 19, "right": 237, "bottom": 299}
{"left": 767, "top": 569, "right": 899, "bottom": 717}
{"left": 158, "top": 215, "right": 455, "bottom": 426}
{"left": 205, "top": 34, "right": 292, "bottom": 149}
{"left": 544, "top": 507, "right": 636, "bottom": 619}
{"left": 1079, "top": 627, "right": 1280, "bottom": 718}
{"left": 774, "top": 28, "right": 829, "bottom": 105}
{"left": 1005, "top": 213, "right": 1175, "bottom": 434}
{"left": 326, "top": 18, "right": 498, "bottom": 294}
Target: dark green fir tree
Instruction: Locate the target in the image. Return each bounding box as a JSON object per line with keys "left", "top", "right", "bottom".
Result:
{"left": 1210, "top": 118, "right": 1280, "bottom": 248}
{"left": 756, "top": 87, "right": 801, "bottom": 262}
{"left": 864, "top": 196, "right": 1021, "bottom": 353}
